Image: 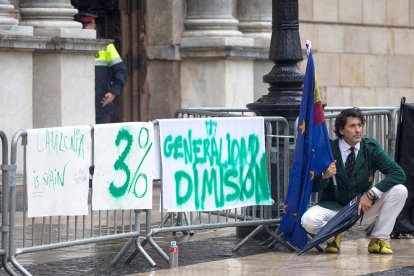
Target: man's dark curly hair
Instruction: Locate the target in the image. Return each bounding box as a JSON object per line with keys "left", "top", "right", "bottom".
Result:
{"left": 334, "top": 107, "right": 365, "bottom": 139}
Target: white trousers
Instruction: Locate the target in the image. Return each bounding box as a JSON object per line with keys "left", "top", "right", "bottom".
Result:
{"left": 301, "top": 184, "right": 408, "bottom": 240}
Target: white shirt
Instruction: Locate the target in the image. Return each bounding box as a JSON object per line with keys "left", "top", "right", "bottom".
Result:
{"left": 338, "top": 139, "right": 360, "bottom": 165}
{"left": 338, "top": 139, "right": 383, "bottom": 198}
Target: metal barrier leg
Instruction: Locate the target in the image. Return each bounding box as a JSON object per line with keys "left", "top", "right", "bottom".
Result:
{"left": 2, "top": 254, "right": 18, "bottom": 276}
{"left": 124, "top": 239, "right": 151, "bottom": 265}
{"left": 10, "top": 256, "right": 31, "bottom": 276}
{"left": 183, "top": 212, "right": 194, "bottom": 235}
{"left": 263, "top": 226, "right": 297, "bottom": 252}
{"left": 159, "top": 212, "right": 172, "bottom": 227}
{"left": 123, "top": 241, "right": 140, "bottom": 264}
{"left": 111, "top": 210, "right": 156, "bottom": 267}
{"left": 1, "top": 165, "right": 18, "bottom": 276}
{"left": 232, "top": 225, "right": 264, "bottom": 252}
{"left": 9, "top": 131, "right": 31, "bottom": 275}
{"left": 262, "top": 237, "right": 278, "bottom": 249}
{"left": 110, "top": 238, "right": 135, "bottom": 267}
{"left": 133, "top": 238, "right": 155, "bottom": 267}
{"left": 1, "top": 131, "right": 18, "bottom": 276}
{"left": 144, "top": 210, "right": 169, "bottom": 263}
{"left": 146, "top": 235, "right": 169, "bottom": 263}
{"left": 161, "top": 212, "right": 192, "bottom": 236}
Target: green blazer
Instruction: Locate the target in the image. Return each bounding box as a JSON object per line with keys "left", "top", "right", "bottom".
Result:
{"left": 313, "top": 138, "right": 406, "bottom": 210}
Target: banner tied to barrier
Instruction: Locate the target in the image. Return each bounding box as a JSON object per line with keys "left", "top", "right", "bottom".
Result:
{"left": 158, "top": 117, "right": 272, "bottom": 212}
{"left": 27, "top": 126, "right": 92, "bottom": 217}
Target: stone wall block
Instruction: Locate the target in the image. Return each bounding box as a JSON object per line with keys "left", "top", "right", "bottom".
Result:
{"left": 338, "top": 0, "right": 362, "bottom": 23}
{"left": 388, "top": 55, "right": 412, "bottom": 88}
{"left": 298, "top": 0, "right": 313, "bottom": 21}
{"left": 339, "top": 54, "right": 365, "bottom": 87}
{"left": 344, "top": 26, "right": 369, "bottom": 54}
{"left": 411, "top": 56, "right": 414, "bottom": 88}
{"left": 225, "top": 60, "right": 254, "bottom": 106}
{"left": 364, "top": 55, "right": 388, "bottom": 87}
{"left": 61, "top": 54, "right": 95, "bottom": 125}
{"left": 387, "top": 0, "right": 410, "bottom": 26}
{"left": 314, "top": 53, "right": 339, "bottom": 87}
{"left": 375, "top": 88, "right": 412, "bottom": 105}
{"left": 410, "top": 0, "right": 414, "bottom": 26}
{"left": 181, "top": 60, "right": 226, "bottom": 107}
{"left": 299, "top": 23, "right": 318, "bottom": 50}
{"left": 317, "top": 24, "right": 344, "bottom": 53}
{"left": 363, "top": 0, "right": 387, "bottom": 25}
{"left": 350, "top": 88, "right": 377, "bottom": 106}
{"left": 253, "top": 60, "right": 273, "bottom": 100}
{"left": 313, "top": 0, "right": 337, "bottom": 22}
{"left": 0, "top": 51, "right": 33, "bottom": 138}
{"left": 368, "top": 28, "right": 392, "bottom": 55}
{"left": 392, "top": 29, "right": 414, "bottom": 56}
{"left": 326, "top": 87, "right": 352, "bottom": 106}
{"left": 181, "top": 59, "right": 253, "bottom": 107}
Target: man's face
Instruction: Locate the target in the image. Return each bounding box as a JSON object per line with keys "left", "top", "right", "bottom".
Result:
{"left": 340, "top": 116, "right": 363, "bottom": 146}
{"left": 83, "top": 22, "right": 96, "bottom": 30}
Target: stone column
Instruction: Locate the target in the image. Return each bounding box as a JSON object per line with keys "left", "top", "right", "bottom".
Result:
{"left": 18, "top": 0, "right": 102, "bottom": 128}
{"left": 0, "top": 0, "right": 18, "bottom": 25}
{"left": 183, "top": 0, "right": 242, "bottom": 39}
{"left": 237, "top": 0, "right": 272, "bottom": 101}
{"left": 237, "top": 0, "right": 272, "bottom": 43}
{"left": 180, "top": 0, "right": 257, "bottom": 108}
{"left": 0, "top": 0, "right": 32, "bottom": 144}
{"left": 19, "top": 0, "right": 93, "bottom": 38}
{"left": 0, "top": 0, "right": 32, "bottom": 35}
{"left": 247, "top": 0, "right": 303, "bottom": 128}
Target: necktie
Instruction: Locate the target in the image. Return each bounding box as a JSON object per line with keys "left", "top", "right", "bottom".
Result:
{"left": 345, "top": 147, "right": 355, "bottom": 177}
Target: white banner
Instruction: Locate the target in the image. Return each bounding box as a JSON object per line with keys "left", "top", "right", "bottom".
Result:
{"left": 92, "top": 122, "right": 154, "bottom": 210}
{"left": 158, "top": 117, "right": 272, "bottom": 212}
{"left": 26, "top": 126, "right": 92, "bottom": 217}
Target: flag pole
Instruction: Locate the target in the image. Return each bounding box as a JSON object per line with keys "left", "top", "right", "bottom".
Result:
{"left": 306, "top": 40, "right": 339, "bottom": 197}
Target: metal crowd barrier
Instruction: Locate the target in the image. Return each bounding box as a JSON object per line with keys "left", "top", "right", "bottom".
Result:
{"left": 174, "top": 108, "right": 256, "bottom": 118}
{"left": 0, "top": 105, "right": 400, "bottom": 274}
{"left": 7, "top": 130, "right": 155, "bottom": 276}
{"left": 0, "top": 130, "right": 15, "bottom": 275}
{"left": 171, "top": 106, "right": 400, "bottom": 250}
{"left": 141, "top": 110, "right": 296, "bottom": 263}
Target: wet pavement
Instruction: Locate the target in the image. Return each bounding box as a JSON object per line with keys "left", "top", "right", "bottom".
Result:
{"left": 3, "top": 186, "right": 413, "bottom": 275}
{"left": 3, "top": 224, "right": 414, "bottom": 276}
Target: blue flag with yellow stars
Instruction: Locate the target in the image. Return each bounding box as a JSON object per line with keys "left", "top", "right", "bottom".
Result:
{"left": 279, "top": 46, "right": 334, "bottom": 249}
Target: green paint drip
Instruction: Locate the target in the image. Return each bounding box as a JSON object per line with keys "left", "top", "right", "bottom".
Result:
{"left": 109, "top": 129, "right": 132, "bottom": 198}
{"left": 163, "top": 122, "right": 270, "bottom": 210}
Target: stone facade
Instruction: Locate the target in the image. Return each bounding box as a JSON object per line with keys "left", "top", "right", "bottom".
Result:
{"left": 0, "top": 0, "right": 106, "bottom": 142}
{"left": 299, "top": 0, "right": 414, "bottom": 106}
{"left": 144, "top": 0, "right": 414, "bottom": 121}
{"left": 2, "top": 0, "right": 414, "bottom": 136}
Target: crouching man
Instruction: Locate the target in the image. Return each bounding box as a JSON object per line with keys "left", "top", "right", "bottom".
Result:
{"left": 301, "top": 108, "right": 407, "bottom": 254}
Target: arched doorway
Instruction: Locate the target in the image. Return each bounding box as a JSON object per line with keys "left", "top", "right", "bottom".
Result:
{"left": 71, "top": 0, "right": 147, "bottom": 122}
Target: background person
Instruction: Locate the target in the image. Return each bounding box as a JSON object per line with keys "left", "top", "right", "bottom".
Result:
{"left": 301, "top": 107, "right": 407, "bottom": 254}
{"left": 74, "top": 12, "right": 128, "bottom": 124}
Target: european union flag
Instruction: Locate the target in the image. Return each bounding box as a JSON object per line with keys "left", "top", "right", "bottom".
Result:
{"left": 279, "top": 46, "right": 334, "bottom": 249}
